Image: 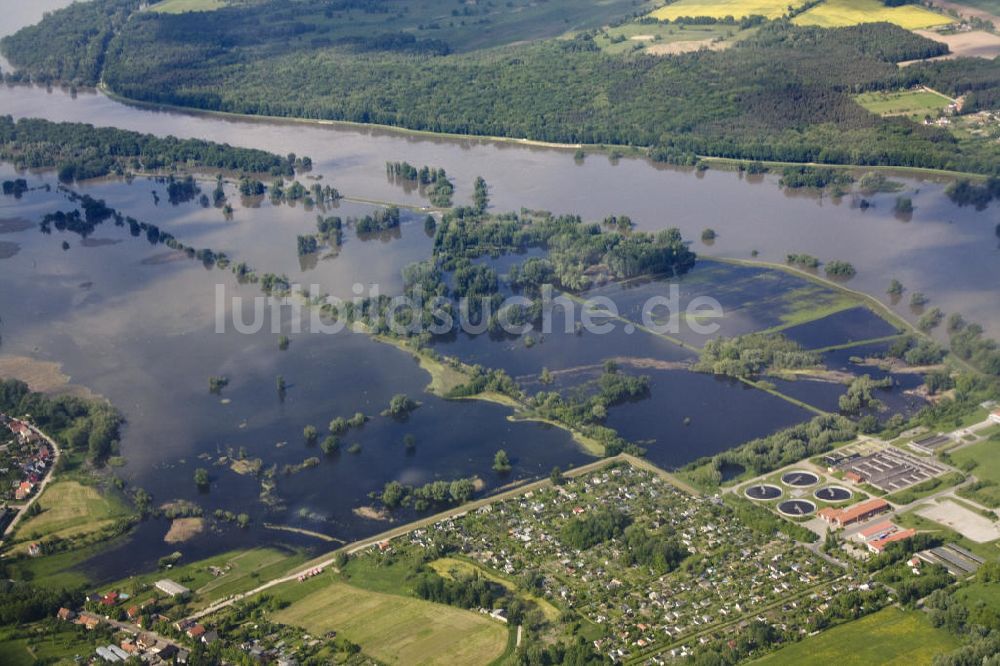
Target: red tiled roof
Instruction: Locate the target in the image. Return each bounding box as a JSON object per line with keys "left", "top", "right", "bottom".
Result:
{"left": 858, "top": 521, "right": 895, "bottom": 539}
{"left": 819, "top": 498, "right": 889, "bottom": 525}
{"left": 869, "top": 528, "right": 916, "bottom": 552}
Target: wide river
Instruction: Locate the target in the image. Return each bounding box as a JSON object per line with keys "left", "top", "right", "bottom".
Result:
{"left": 0, "top": 5, "right": 996, "bottom": 580}
{"left": 2, "top": 82, "right": 996, "bottom": 334}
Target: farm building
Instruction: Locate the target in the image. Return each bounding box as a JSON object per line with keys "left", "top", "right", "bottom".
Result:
{"left": 155, "top": 579, "right": 190, "bottom": 597}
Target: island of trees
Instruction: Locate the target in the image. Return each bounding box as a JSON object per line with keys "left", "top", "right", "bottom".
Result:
{"left": 0, "top": 116, "right": 305, "bottom": 182}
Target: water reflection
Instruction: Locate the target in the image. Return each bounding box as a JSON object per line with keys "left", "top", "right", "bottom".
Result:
{"left": 1, "top": 81, "right": 994, "bottom": 334}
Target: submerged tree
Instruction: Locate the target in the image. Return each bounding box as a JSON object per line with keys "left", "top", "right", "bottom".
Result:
{"left": 382, "top": 394, "right": 419, "bottom": 418}
{"left": 303, "top": 425, "right": 318, "bottom": 445}
{"left": 321, "top": 435, "right": 340, "bottom": 455}
{"left": 208, "top": 376, "right": 229, "bottom": 395}
{"left": 194, "top": 467, "right": 209, "bottom": 488}
{"left": 473, "top": 176, "right": 489, "bottom": 214}
{"left": 493, "top": 449, "right": 512, "bottom": 473}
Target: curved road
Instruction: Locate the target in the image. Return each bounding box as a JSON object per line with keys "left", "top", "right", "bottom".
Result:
{"left": 0, "top": 417, "right": 61, "bottom": 543}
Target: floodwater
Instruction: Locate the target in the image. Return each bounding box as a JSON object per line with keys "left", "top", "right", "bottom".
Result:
{"left": 0, "top": 6, "right": 995, "bottom": 580}
{"left": 0, "top": 169, "right": 590, "bottom": 577}
{"left": 1, "top": 81, "right": 997, "bottom": 336}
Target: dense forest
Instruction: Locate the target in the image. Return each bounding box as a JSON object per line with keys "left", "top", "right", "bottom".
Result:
{"left": 2, "top": 0, "right": 998, "bottom": 174}
{"left": 0, "top": 116, "right": 300, "bottom": 181}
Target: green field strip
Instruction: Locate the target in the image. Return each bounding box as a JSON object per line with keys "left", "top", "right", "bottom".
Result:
{"left": 810, "top": 334, "right": 909, "bottom": 354}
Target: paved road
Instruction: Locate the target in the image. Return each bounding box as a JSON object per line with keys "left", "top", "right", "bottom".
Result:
{"left": 0, "top": 418, "right": 61, "bottom": 543}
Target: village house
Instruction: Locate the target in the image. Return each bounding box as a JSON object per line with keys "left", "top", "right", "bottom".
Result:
{"left": 14, "top": 480, "right": 34, "bottom": 501}
{"left": 8, "top": 420, "right": 34, "bottom": 443}
{"left": 156, "top": 643, "right": 179, "bottom": 660}
{"left": 137, "top": 633, "right": 158, "bottom": 651}
{"left": 76, "top": 612, "right": 102, "bottom": 630}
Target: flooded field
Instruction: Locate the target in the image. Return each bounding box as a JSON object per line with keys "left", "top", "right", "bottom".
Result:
{"left": 0, "top": 4, "right": 991, "bottom": 580}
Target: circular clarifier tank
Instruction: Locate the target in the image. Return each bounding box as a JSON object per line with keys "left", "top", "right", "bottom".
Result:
{"left": 744, "top": 484, "right": 783, "bottom": 501}
{"left": 777, "top": 499, "right": 816, "bottom": 516}
{"left": 814, "top": 486, "right": 852, "bottom": 502}
{"left": 781, "top": 470, "right": 819, "bottom": 487}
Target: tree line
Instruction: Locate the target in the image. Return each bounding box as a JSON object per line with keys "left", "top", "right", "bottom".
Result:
{"left": 0, "top": 116, "right": 302, "bottom": 182}
{"left": 5, "top": 1, "right": 997, "bottom": 174}
{"left": 684, "top": 415, "right": 858, "bottom": 484}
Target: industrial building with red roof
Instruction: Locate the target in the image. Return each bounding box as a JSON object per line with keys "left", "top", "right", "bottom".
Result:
{"left": 818, "top": 498, "right": 891, "bottom": 527}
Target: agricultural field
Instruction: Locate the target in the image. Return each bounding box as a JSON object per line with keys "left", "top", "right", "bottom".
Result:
{"left": 271, "top": 579, "right": 509, "bottom": 665}
{"left": 855, "top": 89, "right": 953, "bottom": 122}
{"left": 147, "top": 0, "right": 229, "bottom": 13}
{"left": 10, "top": 480, "right": 129, "bottom": 549}
{"left": 752, "top": 607, "right": 961, "bottom": 666}
{"left": 936, "top": 0, "right": 1000, "bottom": 19}
{"left": 650, "top": 0, "right": 804, "bottom": 20}
{"left": 909, "top": 29, "right": 1000, "bottom": 61}
{"left": 793, "top": 0, "right": 955, "bottom": 29}
{"left": 594, "top": 22, "right": 740, "bottom": 55}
